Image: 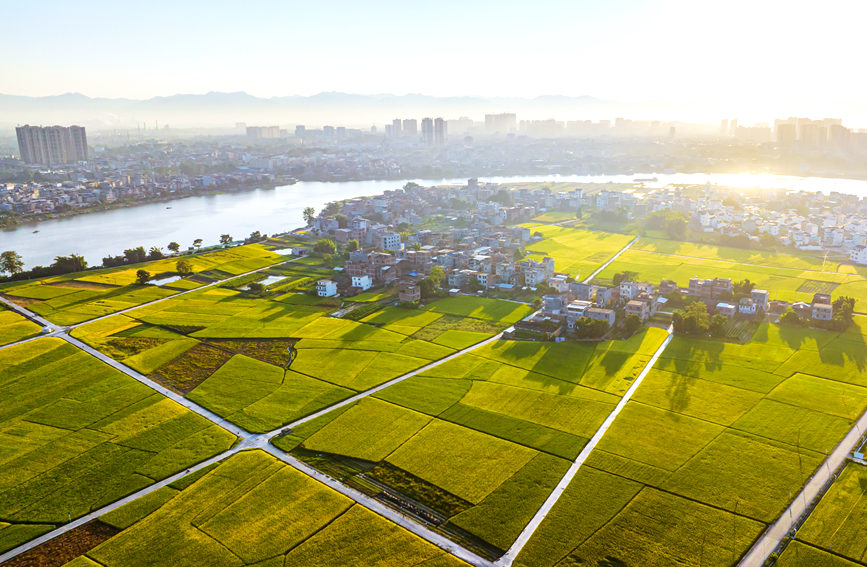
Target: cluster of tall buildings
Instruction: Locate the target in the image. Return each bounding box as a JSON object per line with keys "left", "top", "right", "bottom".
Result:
{"left": 16, "top": 125, "right": 88, "bottom": 165}
{"left": 246, "top": 125, "right": 280, "bottom": 139}
{"left": 387, "top": 117, "right": 447, "bottom": 144}
{"left": 721, "top": 117, "right": 861, "bottom": 150}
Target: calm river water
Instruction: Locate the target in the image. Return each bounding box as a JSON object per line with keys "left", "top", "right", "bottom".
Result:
{"left": 4, "top": 173, "right": 867, "bottom": 269}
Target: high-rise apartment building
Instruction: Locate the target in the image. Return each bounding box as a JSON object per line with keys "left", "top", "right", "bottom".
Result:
{"left": 246, "top": 126, "right": 280, "bottom": 138}
{"left": 485, "top": 113, "right": 517, "bottom": 134}
{"left": 402, "top": 119, "right": 417, "bottom": 136}
{"left": 421, "top": 118, "right": 434, "bottom": 144}
{"left": 16, "top": 125, "right": 88, "bottom": 165}
{"left": 434, "top": 117, "right": 447, "bottom": 145}
{"left": 391, "top": 119, "right": 402, "bottom": 137}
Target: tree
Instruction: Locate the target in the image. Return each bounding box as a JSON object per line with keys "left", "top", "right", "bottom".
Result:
{"left": 0, "top": 251, "right": 23, "bottom": 275}
{"left": 220, "top": 234, "right": 233, "bottom": 245}
{"left": 429, "top": 266, "right": 445, "bottom": 288}
{"left": 623, "top": 314, "right": 642, "bottom": 335}
{"left": 52, "top": 254, "right": 87, "bottom": 273}
{"left": 323, "top": 202, "right": 340, "bottom": 216}
{"left": 665, "top": 214, "right": 688, "bottom": 239}
{"left": 193, "top": 238, "right": 203, "bottom": 249}
{"left": 419, "top": 278, "right": 436, "bottom": 299}
{"left": 124, "top": 246, "right": 147, "bottom": 264}
{"left": 247, "top": 282, "right": 266, "bottom": 296}
{"left": 135, "top": 269, "right": 151, "bottom": 284}
{"left": 346, "top": 240, "right": 359, "bottom": 252}
{"left": 490, "top": 189, "right": 514, "bottom": 206}
{"left": 612, "top": 271, "right": 639, "bottom": 286}
{"left": 513, "top": 248, "right": 526, "bottom": 262}
{"left": 314, "top": 239, "right": 337, "bottom": 255}
{"left": 176, "top": 259, "right": 193, "bottom": 276}
{"left": 322, "top": 253, "right": 335, "bottom": 268}
{"left": 409, "top": 242, "right": 422, "bottom": 251}
{"left": 672, "top": 301, "right": 710, "bottom": 336}
{"left": 148, "top": 246, "right": 164, "bottom": 260}
{"left": 779, "top": 308, "right": 802, "bottom": 326}
{"left": 167, "top": 241, "right": 180, "bottom": 253}
{"left": 335, "top": 214, "right": 348, "bottom": 229}
{"left": 709, "top": 314, "right": 727, "bottom": 337}
{"left": 302, "top": 206, "right": 316, "bottom": 225}
{"left": 733, "top": 279, "right": 755, "bottom": 295}
{"left": 246, "top": 231, "right": 264, "bottom": 243}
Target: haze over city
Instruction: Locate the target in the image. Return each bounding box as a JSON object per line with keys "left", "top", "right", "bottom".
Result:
{"left": 5, "top": 3, "right": 867, "bottom": 567}
{"left": 5, "top": 0, "right": 867, "bottom": 127}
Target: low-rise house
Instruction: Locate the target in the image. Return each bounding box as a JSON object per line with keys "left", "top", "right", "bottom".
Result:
{"left": 586, "top": 307, "right": 616, "bottom": 327}
{"left": 716, "top": 302, "right": 736, "bottom": 318}
{"left": 399, "top": 282, "right": 421, "bottom": 303}
{"left": 625, "top": 299, "right": 650, "bottom": 321}
{"left": 738, "top": 297, "right": 757, "bottom": 315}
{"left": 351, "top": 275, "right": 372, "bottom": 291}
{"left": 750, "top": 289, "right": 770, "bottom": 311}
{"left": 316, "top": 279, "right": 338, "bottom": 297}
{"left": 811, "top": 295, "right": 834, "bottom": 320}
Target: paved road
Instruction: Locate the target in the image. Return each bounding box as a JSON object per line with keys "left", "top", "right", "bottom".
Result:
{"left": 0, "top": 449, "right": 234, "bottom": 564}
{"left": 0, "top": 293, "right": 512, "bottom": 565}
{"left": 739, "top": 410, "right": 867, "bottom": 567}
{"left": 261, "top": 445, "right": 495, "bottom": 567}
{"left": 0, "top": 294, "right": 54, "bottom": 327}
{"left": 582, "top": 236, "right": 639, "bottom": 283}
{"left": 495, "top": 325, "right": 674, "bottom": 566}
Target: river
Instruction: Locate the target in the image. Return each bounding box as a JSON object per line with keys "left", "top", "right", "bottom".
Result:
{"left": 4, "top": 172, "right": 867, "bottom": 269}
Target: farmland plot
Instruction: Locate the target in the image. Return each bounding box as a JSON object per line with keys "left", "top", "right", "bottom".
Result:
{"left": 0, "top": 338, "right": 236, "bottom": 554}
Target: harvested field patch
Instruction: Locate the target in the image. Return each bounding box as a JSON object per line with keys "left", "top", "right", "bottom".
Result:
{"left": 368, "top": 462, "right": 473, "bottom": 518}
{"left": 2, "top": 520, "right": 120, "bottom": 567}
{"left": 150, "top": 342, "right": 234, "bottom": 393}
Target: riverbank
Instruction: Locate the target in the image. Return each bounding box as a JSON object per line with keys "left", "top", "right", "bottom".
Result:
{"left": 6, "top": 172, "right": 867, "bottom": 270}
{"left": 0, "top": 178, "right": 293, "bottom": 229}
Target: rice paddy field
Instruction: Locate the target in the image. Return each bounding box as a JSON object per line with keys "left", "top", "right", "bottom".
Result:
{"left": 0, "top": 244, "right": 283, "bottom": 325}
{"left": 513, "top": 319, "right": 867, "bottom": 567}
{"left": 593, "top": 236, "right": 867, "bottom": 305}
{"left": 0, "top": 338, "right": 237, "bottom": 554}
{"left": 69, "top": 288, "right": 528, "bottom": 434}
{"left": 519, "top": 224, "right": 635, "bottom": 279}
{"left": 272, "top": 328, "right": 668, "bottom": 557}
{"left": 784, "top": 463, "right": 867, "bottom": 565}
{"left": 59, "top": 450, "right": 468, "bottom": 567}
{"left": 0, "top": 307, "right": 41, "bottom": 346}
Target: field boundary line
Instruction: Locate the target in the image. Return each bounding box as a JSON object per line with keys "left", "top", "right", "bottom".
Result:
{"left": 494, "top": 325, "right": 673, "bottom": 566}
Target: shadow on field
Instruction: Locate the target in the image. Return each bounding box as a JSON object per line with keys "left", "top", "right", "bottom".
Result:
{"left": 817, "top": 330, "right": 867, "bottom": 371}
{"left": 666, "top": 372, "right": 692, "bottom": 413}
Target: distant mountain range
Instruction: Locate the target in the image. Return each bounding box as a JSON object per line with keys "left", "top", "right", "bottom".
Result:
{"left": 0, "top": 91, "right": 666, "bottom": 131}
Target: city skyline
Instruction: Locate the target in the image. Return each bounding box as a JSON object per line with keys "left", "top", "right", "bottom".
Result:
{"left": 5, "top": 0, "right": 867, "bottom": 123}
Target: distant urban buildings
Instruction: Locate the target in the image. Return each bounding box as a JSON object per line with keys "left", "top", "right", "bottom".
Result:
{"left": 485, "top": 113, "right": 517, "bottom": 134}
{"left": 16, "top": 125, "right": 88, "bottom": 165}
{"left": 434, "top": 118, "right": 447, "bottom": 145}
{"left": 246, "top": 126, "right": 280, "bottom": 139}
{"left": 421, "top": 117, "right": 433, "bottom": 144}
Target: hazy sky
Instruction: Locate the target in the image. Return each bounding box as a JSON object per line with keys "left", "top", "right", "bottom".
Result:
{"left": 4, "top": 0, "right": 865, "bottom": 118}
